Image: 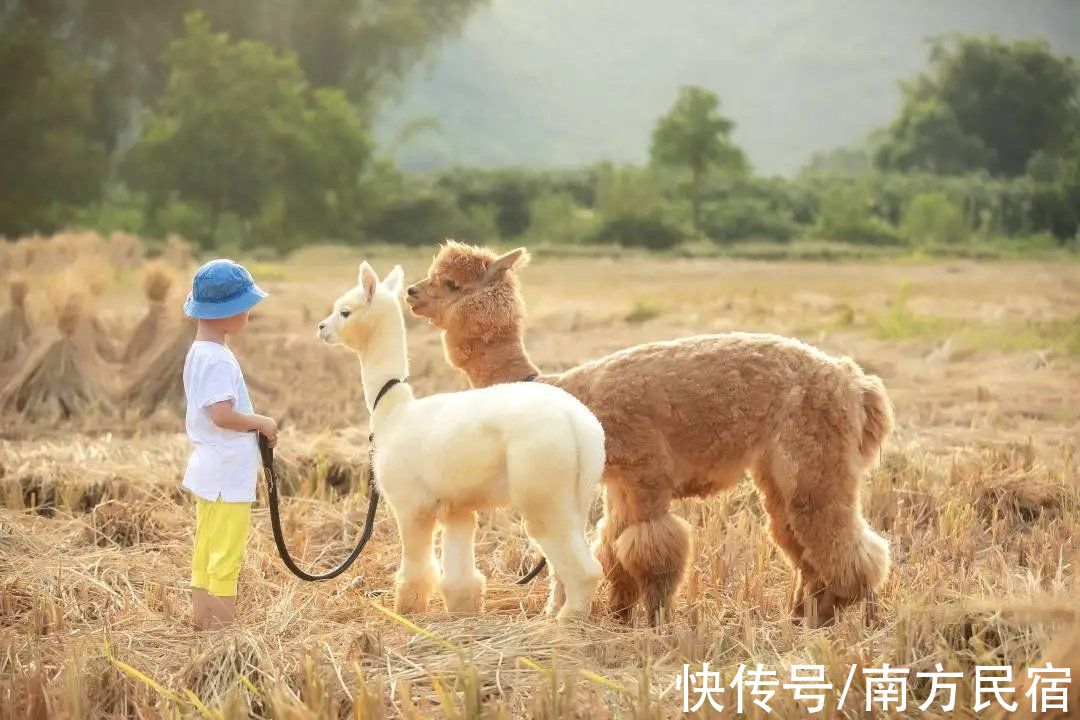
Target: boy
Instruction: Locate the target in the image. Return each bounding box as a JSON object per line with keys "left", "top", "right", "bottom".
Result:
{"left": 182, "top": 259, "right": 278, "bottom": 629}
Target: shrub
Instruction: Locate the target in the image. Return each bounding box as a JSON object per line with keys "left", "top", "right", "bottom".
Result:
{"left": 436, "top": 169, "right": 534, "bottom": 239}
{"left": 594, "top": 166, "right": 668, "bottom": 222}
{"left": 587, "top": 166, "right": 684, "bottom": 249}
{"left": 811, "top": 185, "right": 900, "bottom": 245}
{"left": 701, "top": 196, "right": 799, "bottom": 243}
{"left": 589, "top": 216, "right": 683, "bottom": 250}
{"left": 900, "top": 192, "right": 970, "bottom": 245}
{"left": 72, "top": 186, "right": 144, "bottom": 235}
{"left": 367, "top": 192, "right": 459, "bottom": 246}
{"left": 366, "top": 188, "right": 488, "bottom": 246}
{"left": 461, "top": 203, "right": 501, "bottom": 244}
{"left": 526, "top": 192, "right": 596, "bottom": 245}
{"left": 144, "top": 197, "right": 213, "bottom": 247}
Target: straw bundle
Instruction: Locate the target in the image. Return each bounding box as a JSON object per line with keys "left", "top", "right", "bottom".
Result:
{"left": 36, "top": 231, "right": 103, "bottom": 271}
{"left": 123, "top": 319, "right": 196, "bottom": 416}
{"left": 71, "top": 320, "right": 117, "bottom": 365}
{"left": 106, "top": 232, "right": 144, "bottom": 269}
{"left": 0, "top": 278, "right": 31, "bottom": 362}
{"left": 61, "top": 287, "right": 119, "bottom": 366}
{"left": 163, "top": 234, "right": 192, "bottom": 269}
{"left": 20, "top": 234, "right": 44, "bottom": 268}
{"left": 0, "top": 291, "right": 111, "bottom": 420}
{"left": 124, "top": 262, "right": 174, "bottom": 364}
{"left": 87, "top": 274, "right": 108, "bottom": 300}
{"left": 273, "top": 432, "right": 368, "bottom": 497}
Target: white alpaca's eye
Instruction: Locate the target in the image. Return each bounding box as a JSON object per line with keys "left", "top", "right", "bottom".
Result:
{"left": 340, "top": 309, "right": 351, "bottom": 318}
{"left": 445, "top": 280, "right": 459, "bottom": 291}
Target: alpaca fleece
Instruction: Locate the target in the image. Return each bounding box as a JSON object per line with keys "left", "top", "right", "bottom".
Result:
{"left": 406, "top": 241, "right": 894, "bottom": 625}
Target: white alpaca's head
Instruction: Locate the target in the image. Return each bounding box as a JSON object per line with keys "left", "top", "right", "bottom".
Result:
{"left": 317, "top": 261, "right": 404, "bottom": 349}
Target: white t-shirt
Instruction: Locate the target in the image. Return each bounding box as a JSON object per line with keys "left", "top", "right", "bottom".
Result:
{"left": 182, "top": 340, "right": 259, "bottom": 502}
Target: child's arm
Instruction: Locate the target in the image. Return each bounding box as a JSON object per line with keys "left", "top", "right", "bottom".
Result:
{"left": 208, "top": 400, "right": 279, "bottom": 447}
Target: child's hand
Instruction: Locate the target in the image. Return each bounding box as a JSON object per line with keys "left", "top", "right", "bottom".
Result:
{"left": 257, "top": 416, "right": 279, "bottom": 448}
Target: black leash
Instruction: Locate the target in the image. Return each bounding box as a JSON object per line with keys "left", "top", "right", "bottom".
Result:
{"left": 259, "top": 378, "right": 405, "bottom": 582}
{"left": 514, "top": 372, "right": 548, "bottom": 585}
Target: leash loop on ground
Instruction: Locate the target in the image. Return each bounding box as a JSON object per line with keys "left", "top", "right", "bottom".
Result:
{"left": 259, "top": 378, "right": 405, "bottom": 582}
{"left": 262, "top": 375, "right": 549, "bottom": 585}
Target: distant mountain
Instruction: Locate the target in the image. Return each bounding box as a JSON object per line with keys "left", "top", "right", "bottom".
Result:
{"left": 374, "top": 0, "right": 1079, "bottom": 175}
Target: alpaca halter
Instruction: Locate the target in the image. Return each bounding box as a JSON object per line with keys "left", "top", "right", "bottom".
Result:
{"left": 370, "top": 377, "right": 408, "bottom": 414}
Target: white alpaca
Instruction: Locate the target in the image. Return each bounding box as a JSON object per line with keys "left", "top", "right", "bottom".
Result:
{"left": 318, "top": 261, "right": 605, "bottom": 621}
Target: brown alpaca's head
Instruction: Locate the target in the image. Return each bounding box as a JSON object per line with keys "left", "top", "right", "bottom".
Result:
{"left": 406, "top": 241, "right": 529, "bottom": 341}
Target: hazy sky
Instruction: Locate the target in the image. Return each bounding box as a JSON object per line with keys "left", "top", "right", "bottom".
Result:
{"left": 376, "top": 0, "right": 1080, "bottom": 175}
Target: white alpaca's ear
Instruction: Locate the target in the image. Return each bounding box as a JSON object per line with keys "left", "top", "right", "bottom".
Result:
{"left": 358, "top": 262, "right": 379, "bottom": 303}
{"left": 382, "top": 265, "right": 405, "bottom": 295}
{"left": 483, "top": 247, "right": 529, "bottom": 284}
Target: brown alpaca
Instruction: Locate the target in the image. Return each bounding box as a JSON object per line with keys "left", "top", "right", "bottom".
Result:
{"left": 406, "top": 242, "right": 893, "bottom": 626}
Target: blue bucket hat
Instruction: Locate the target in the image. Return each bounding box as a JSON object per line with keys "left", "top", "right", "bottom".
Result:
{"left": 183, "top": 259, "right": 267, "bottom": 320}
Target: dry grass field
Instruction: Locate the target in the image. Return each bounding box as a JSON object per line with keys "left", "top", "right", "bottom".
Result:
{"left": 0, "top": 235, "right": 1077, "bottom": 718}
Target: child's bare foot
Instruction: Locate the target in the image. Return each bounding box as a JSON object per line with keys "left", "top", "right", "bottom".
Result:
{"left": 206, "top": 595, "right": 237, "bottom": 629}
{"left": 192, "top": 589, "right": 237, "bottom": 629}
{"left": 191, "top": 587, "right": 211, "bottom": 629}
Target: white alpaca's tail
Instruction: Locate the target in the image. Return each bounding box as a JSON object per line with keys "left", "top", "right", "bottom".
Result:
{"left": 567, "top": 407, "right": 606, "bottom": 515}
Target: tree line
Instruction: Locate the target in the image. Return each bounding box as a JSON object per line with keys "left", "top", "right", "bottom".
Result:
{"left": 1, "top": 5, "right": 1077, "bottom": 253}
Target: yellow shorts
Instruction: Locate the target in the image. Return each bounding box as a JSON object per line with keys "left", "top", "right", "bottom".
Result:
{"left": 191, "top": 497, "right": 251, "bottom": 597}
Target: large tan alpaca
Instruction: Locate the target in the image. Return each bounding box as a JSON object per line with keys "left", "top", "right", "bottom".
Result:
{"left": 407, "top": 242, "right": 893, "bottom": 626}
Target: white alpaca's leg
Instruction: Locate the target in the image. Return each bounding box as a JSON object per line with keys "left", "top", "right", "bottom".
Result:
{"left": 439, "top": 510, "right": 486, "bottom": 612}
{"left": 547, "top": 576, "right": 566, "bottom": 617}
{"left": 527, "top": 515, "right": 602, "bottom": 623}
{"left": 394, "top": 509, "right": 439, "bottom": 614}
{"left": 509, "top": 437, "right": 602, "bottom": 621}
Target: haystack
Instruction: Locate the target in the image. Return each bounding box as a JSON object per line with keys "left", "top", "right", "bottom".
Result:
{"left": 0, "top": 278, "right": 31, "bottom": 362}
{"left": 124, "top": 262, "right": 173, "bottom": 364}
{"left": 123, "top": 319, "right": 196, "bottom": 416}
{"left": 0, "top": 291, "right": 111, "bottom": 420}
{"left": 273, "top": 432, "right": 368, "bottom": 497}
{"left": 19, "top": 234, "right": 44, "bottom": 269}
{"left": 106, "top": 232, "right": 144, "bottom": 269}
{"left": 163, "top": 234, "right": 192, "bottom": 269}
{"left": 41, "top": 231, "right": 105, "bottom": 271}
{"left": 57, "top": 261, "right": 120, "bottom": 365}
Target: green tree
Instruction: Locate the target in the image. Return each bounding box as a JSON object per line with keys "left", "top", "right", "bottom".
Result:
{"left": 526, "top": 192, "right": 596, "bottom": 245}
{"left": 590, "top": 165, "right": 683, "bottom": 249}
{"left": 812, "top": 183, "right": 899, "bottom": 245}
{"left": 800, "top": 146, "right": 873, "bottom": 176}
{"left": 899, "top": 192, "right": 969, "bottom": 245}
{"left": 278, "top": 88, "right": 375, "bottom": 240}
{"left": 874, "top": 98, "right": 994, "bottom": 175}
{"left": 650, "top": 86, "right": 747, "bottom": 234}
{"left": 124, "top": 13, "right": 375, "bottom": 248}
{"left": 0, "top": 13, "right": 106, "bottom": 236}
{"left": 7, "top": 0, "right": 487, "bottom": 157}
{"left": 876, "top": 36, "right": 1080, "bottom": 177}
{"left": 1027, "top": 138, "right": 1080, "bottom": 244}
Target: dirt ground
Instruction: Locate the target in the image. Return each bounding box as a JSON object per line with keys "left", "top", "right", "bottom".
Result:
{"left": 1, "top": 244, "right": 1077, "bottom": 717}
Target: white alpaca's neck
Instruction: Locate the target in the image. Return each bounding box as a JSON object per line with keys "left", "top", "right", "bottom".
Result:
{"left": 356, "top": 295, "right": 413, "bottom": 416}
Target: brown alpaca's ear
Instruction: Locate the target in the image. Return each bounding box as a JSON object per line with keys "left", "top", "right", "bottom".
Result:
{"left": 483, "top": 247, "right": 529, "bottom": 284}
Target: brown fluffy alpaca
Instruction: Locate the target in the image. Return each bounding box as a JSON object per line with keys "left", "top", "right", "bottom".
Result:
{"left": 406, "top": 241, "right": 893, "bottom": 626}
